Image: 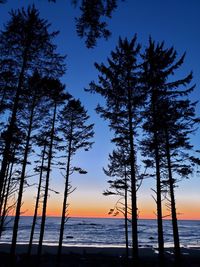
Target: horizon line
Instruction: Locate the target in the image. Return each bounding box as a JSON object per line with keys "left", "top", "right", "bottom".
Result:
{"left": 8, "top": 215, "right": 200, "bottom": 221}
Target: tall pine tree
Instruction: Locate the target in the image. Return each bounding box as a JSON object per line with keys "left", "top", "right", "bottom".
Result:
{"left": 0, "top": 5, "right": 65, "bottom": 209}
{"left": 87, "top": 36, "right": 143, "bottom": 259}
{"left": 141, "top": 38, "right": 198, "bottom": 260}
{"left": 56, "top": 98, "right": 94, "bottom": 266}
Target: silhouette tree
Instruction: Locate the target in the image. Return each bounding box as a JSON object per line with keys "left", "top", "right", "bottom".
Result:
{"left": 37, "top": 79, "right": 70, "bottom": 260}
{"left": 159, "top": 92, "right": 198, "bottom": 261}
{"left": 27, "top": 136, "right": 48, "bottom": 256}
{"left": 141, "top": 40, "right": 166, "bottom": 259}
{"left": 49, "top": 0, "right": 125, "bottom": 48}
{"left": 74, "top": 0, "right": 120, "bottom": 48}
{"left": 10, "top": 71, "right": 54, "bottom": 258}
{"left": 1, "top": 0, "right": 125, "bottom": 47}
{"left": 87, "top": 36, "right": 143, "bottom": 259}
{"left": 103, "top": 147, "right": 130, "bottom": 259}
{"left": 141, "top": 38, "right": 198, "bottom": 260}
{"left": 0, "top": 125, "right": 25, "bottom": 237}
{"left": 56, "top": 98, "right": 94, "bottom": 266}
{"left": 0, "top": 6, "right": 65, "bottom": 217}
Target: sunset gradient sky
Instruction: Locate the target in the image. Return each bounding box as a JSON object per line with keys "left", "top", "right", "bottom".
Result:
{"left": 0, "top": 0, "right": 200, "bottom": 220}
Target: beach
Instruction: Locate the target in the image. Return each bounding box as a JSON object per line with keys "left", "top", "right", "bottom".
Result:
{"left": 1, "top": 217, "right": 199, "bottom": 249}
{"left": 0, "top": 244, "right": 200, "bottom": 266}
{"left": 0, "top": 218, "right": 200, "bottom": 266}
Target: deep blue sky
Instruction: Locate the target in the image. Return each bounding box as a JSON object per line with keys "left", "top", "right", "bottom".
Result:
{"left": 0, "top": 0, "right": 199, "bottom": 218}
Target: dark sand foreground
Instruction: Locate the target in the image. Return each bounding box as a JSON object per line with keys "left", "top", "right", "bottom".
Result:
{"left": 0, "top": 244, "right": 200, "bottom": 267}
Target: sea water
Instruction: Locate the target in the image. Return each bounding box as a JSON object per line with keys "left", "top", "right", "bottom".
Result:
{"left": 0, "top": 217, "right": 199, "bottom": 248}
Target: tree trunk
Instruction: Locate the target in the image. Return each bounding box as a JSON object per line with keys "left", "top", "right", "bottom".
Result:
{"left": 56, "top": 129, "right": 72, "bottom": 266}
{"left": 152, "top": 90, "right": 164, "bottom": 260}
{"left": 165, "top": 129, "right": 180, "bottom": 260}
{"left": 124, "top": 168, "right": 129, "bottom": 260}
{"left": 37, "top": 103, "right": 57, "bottom": 260}
{"left": 0, "top": 88, "right": 6, "bottom": 113}
{"left": 28, "top": 141, "right": 47, "bottom": 256}
{"left": 127, "top": 88, "right": 138, "bottom": 260}
{"left": 154, "top": 134, "right": 164, "bottom": 259}
{"left": 10, "top": 97, "right": 36, "bottom": 258}
{"left": 0, "top": 159, "right": 15, "bottom": 237}
{"left": 0, "top": 163, "right": 10, "bottom": 217}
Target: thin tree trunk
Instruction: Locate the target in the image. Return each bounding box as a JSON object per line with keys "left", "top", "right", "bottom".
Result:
{"left": 28, "top": 141, "right": 47, "bottom": 256}
{"left": 10, "top": 98, "right": 35, "bottom": 258}
{"left": 124, "top": 168, "right": 129, "bottom": 260}
{"left": 37, "top": 103, "right": 57, "bottom": 260}
{"left": 165, "top": 129, "right": 180, "bottom": 260}
{"left": 152, "top": 91, "right": 164, "bottom": 260}
{"left": 0, "top": 88, "right": 7, "bottom": 113}
{"left": 0, "top": 159, "right": 15, "bottom": 237}
{"left": 154, "top": 134, "right": 164, "bottom": 259}
{"left": 0, "top": 163, "right": 10, "bottom": 217}
{"left": 56, "top": 129, "right": 72, "bottom": 267}
{"left": 127, "top": 88, "right": 138, "bottom": 260}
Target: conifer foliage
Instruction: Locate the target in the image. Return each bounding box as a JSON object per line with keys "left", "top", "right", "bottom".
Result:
{"left": 141, "top": 38, "right": 199, "bottom": 260}
{"left": 48, "top": 0, "right": 124, "bottom": 48}
{"left": 103, "top": 146, "right": 131, "bottom": 259}
{"left": 57, "top": 99, "right": 94, "bottom": 266}
{"left": 87, "top": 36, "right": 143, "bottom": 259}
{"left": 0, "top": 5, "right": 65, "bottom": 209}
{"left": 0, "top": 2, "right": 199, "bottom": 267}
{"left": 87, "top": 36, "right": 199, "bottom": 262}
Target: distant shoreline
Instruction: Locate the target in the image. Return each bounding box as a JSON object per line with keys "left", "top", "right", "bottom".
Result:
{"left": 5, "top": 216, "right": 200, "bottom": 221}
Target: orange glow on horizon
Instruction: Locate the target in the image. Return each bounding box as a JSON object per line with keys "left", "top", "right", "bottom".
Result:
{"left": 17, "top": 192, "right": 200, "bottom": 220}
{"left": 23, "top": 204, "right": 200, "bottom": 220}
{"left": 23, "top": 212, "right": 200, "bottom": 220}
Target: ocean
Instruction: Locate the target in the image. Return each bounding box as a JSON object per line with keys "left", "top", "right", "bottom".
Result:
{"left": 0, "top": 217, "right": 199, "bottom": 248}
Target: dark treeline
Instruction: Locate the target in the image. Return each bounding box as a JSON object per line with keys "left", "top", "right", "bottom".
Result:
{"left": 0, "top": 3, "right": 199, "bottom": 267}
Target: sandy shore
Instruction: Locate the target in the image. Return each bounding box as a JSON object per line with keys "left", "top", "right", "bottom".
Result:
{"left": 0, "top": 244, "right": 200, "bottom": 266}
{"left": 0, "top": 243, "right": 200, "bottom": 256}
{"left": 0, "top": 243, "right": 155, "bottom": 256}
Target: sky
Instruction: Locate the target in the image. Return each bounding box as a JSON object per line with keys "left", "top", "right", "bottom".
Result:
{"left": 0, "top": 0, "right": 200, "bottom": 220}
